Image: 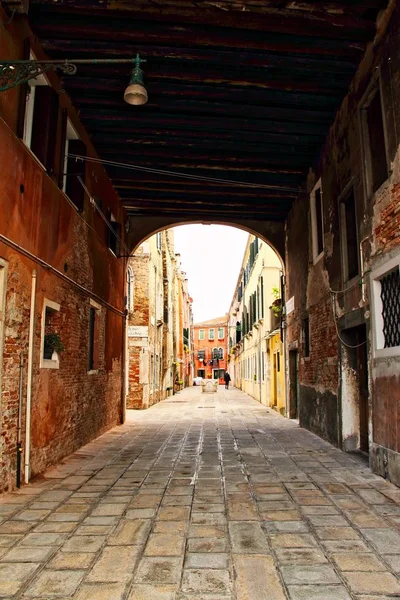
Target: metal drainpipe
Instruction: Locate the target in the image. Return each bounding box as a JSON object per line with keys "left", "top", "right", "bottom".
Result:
{"left": 16, "top": 354, "right": 24, "bottom": 488}
{"left": 25, "top": 269, "right": 36, "bottom": 485}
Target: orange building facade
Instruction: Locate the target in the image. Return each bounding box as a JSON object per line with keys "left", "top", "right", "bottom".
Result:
{"left": 193, "top": 317, "right": 228, "bottom": 384}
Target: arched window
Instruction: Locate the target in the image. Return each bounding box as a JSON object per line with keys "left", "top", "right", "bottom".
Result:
{"left": 127, "top": 266, "right": 134, "bottom": 313}
{"left": 218, "top": 347, "right": 224, "bottom": 360}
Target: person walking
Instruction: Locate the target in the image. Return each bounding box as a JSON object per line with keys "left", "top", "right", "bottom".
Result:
{"left": 224, "top": 371, "right": 231, "bottom": 390}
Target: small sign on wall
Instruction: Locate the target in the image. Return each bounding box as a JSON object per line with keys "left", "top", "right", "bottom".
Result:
{"left": 128, "top": 326, "right": 149, "bottom": 338}
{"left": 286, "top": 296, "right": 294, "bottom": 315}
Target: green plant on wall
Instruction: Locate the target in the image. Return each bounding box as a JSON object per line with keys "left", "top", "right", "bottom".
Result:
{"left": 44, "top": 333, "right": 65, "bottom": 359}
{"left": 271, "top": 286, "right": 282, "bottom": 317}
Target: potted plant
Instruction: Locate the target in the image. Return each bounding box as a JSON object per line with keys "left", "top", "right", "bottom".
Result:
{"left": 44, "top": 333, "right": 65, "bottom": 360}
{"left": 271, "top": 286, "right": 282, "bottom": 317}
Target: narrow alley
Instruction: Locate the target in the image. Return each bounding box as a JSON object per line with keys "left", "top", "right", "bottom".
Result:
{"left": 0, "top": 387, "right": 399, "bottom": 600}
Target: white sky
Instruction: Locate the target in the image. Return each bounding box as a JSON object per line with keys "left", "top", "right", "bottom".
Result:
{"left": 174, "top": 224, "right": 248, "bottom": 323}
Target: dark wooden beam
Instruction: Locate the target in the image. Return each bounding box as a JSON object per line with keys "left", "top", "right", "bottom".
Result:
{"left": 40, "top": 38, "right": 359, "bottom": 74}
{"left": 30, "top": 14, "right": 369, "bottom": 58}
{"left": 29, "top": 3, "right": 377, "bottom": 41}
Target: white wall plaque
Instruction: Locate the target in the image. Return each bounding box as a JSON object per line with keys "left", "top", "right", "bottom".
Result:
{"left": 128, "top": 326, "right": 149, "bottom": 338}
{"left": 285, "top": 296, "right": 294, "bottom": 315}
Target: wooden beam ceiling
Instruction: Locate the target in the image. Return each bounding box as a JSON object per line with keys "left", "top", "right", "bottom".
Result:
{"left": 29, "top": 0, "right": 387, "bottom": 222}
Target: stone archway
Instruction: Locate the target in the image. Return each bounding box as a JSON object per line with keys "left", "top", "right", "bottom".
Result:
{"left": 125, "top": 215, "right": 285, "bottom": 267}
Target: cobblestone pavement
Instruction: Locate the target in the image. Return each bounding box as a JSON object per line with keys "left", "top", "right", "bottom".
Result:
{"left": 0, "top": 386, "right": 400, "bottom": 599}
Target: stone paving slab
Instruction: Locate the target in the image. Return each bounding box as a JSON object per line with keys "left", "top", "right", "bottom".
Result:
{"left": 0, "top": 386, "right": 398, "bottom": 598}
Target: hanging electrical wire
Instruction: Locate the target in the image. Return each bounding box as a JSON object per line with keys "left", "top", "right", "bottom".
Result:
{"left": 329, "top": 270, "right": 371, "bottom": 296}
{"left": 330, "top": 294, "right": 367, "bottom": 349}
{"left": 68, "top": 154, "right": 302, "bottom": 194}
{"left": 77, "top": 176, "right": 131, "bottom": 257}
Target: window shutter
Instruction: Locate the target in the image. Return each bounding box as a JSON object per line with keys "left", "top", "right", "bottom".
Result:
{"left": 31, "top": 86, "right": 59, "bottom": 172}
{"left": 66, "top": 139, "right": 87, "bottom": 211}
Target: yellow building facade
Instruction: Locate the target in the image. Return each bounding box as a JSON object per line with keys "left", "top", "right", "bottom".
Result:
{"left": 228, "top": 235, "right": 285, "bottom": 412}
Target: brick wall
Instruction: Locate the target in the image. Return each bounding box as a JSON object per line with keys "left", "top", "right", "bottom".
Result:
{"left": 0, "top": 13, "right": 125, "bottom": 492}
{"left": 285, "top": 3, "right": 400, "bottom": 466}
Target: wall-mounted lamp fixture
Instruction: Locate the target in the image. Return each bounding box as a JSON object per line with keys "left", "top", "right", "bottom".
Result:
{"left": 0, "top": 53, "right": 148, "bottom": 105}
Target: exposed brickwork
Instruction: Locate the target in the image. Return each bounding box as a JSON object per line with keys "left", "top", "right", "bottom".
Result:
{"left": 285, "top": 3, "right": 400, "bottom": 470}
{"left": 0, "top": 14, "right": 125, "bottom": 492}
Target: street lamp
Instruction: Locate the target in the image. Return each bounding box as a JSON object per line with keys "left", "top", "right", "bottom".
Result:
{"left": 0, "top": 53, "right": 148, "bottom": 105}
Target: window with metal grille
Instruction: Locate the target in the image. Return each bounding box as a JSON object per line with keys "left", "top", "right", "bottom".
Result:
{"left": 380, "top": 269, "right": 400, "bottom": 348}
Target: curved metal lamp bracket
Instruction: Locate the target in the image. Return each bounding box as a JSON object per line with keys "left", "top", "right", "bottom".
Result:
{"left": 0, "top": 56, "right": 142, "bottom": 92}
{"left": 0, "top": 60, "right": 78, "bottom": 92}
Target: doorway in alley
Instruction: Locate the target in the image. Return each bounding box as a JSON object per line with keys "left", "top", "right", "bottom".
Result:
{"left": 341, "top": 324, "right": 369, "bottom": 454}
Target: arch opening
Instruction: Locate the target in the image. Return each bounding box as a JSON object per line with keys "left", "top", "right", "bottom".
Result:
{"left": 125, "top": 222, "right": 286, "bottom": 413}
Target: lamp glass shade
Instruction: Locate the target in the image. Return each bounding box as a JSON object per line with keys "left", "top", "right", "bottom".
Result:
{"left": 124, "top": 83, "right": 148, "bottom": 105}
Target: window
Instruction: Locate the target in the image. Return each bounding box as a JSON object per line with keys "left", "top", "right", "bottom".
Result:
{"left": 197, "top": 369, "right": 205, "bottom": 378}
{"left": 62, "top": 119, "right": 87, "bottom": 211}
{"left": 208, "top": 328, "right": 215, "bottom": 340}
{"left": 310, "top": 180, "right": 324, "bottom": 262}
{"left": 156, "top": 232, "right": 162, "bottom": 251}
{"left": 361, "top": 84, "right": 388, "bottom": 196}
{"left": 371, "top": 255, "right": 400, "bottom": 358}
{"left": 127, "top": 266, "right": 134, "bottom": 313}
{"left": 199, "top": 329, "right": 205, "bottom": 340}
{"left": 40, "top": 300, "right": 61, "bottom": 369}
{"left": 107, "top": 210, "right": 121, "bottom": 256}
{"left": 23, "top": 82, "right": 59, "bottom": 173}
{"left": 302, "top": 315, "right": 310, "bottom": 358}
{"left": 218, "top": 327, "right": 224, "bottom": 339}
{"left": 340, "top": 187, "right": 359, "bottom": 281}
{"left": 212, "top": 348, "right": 224, "bottom": 360}
{"left": 261, "top": 351, "right": 265, "bottom": 381}
{"left": 238, "top": 282, "right": 243, "bottom": 302}
{"left": 88, "top": 299, "right": 101, "bottom": 372}
{"left": 260, "top": 276, "right": 264, "bottom": 318}
{"left": 236, "top": 321, "right": 241, "bottom": 344}
{"left": 198, "top": 350, "right": 205, "bottom": 360}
